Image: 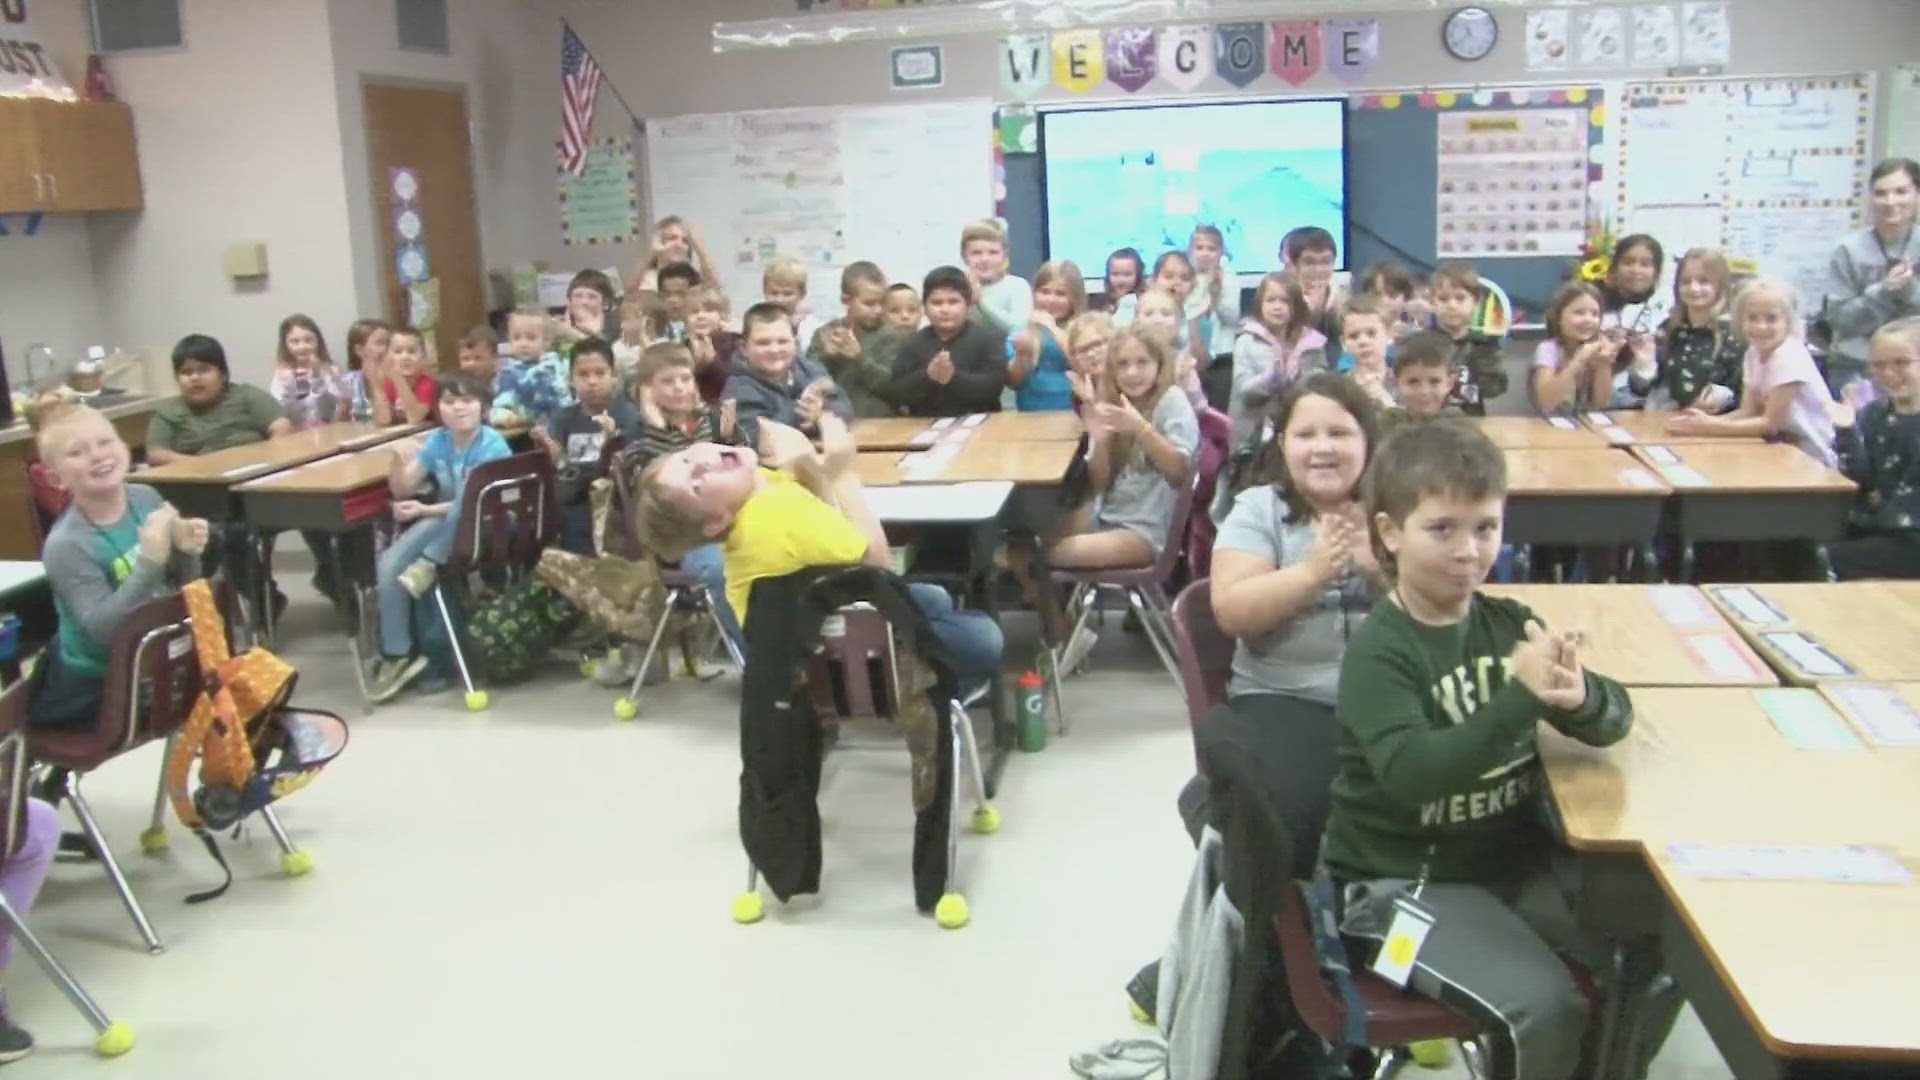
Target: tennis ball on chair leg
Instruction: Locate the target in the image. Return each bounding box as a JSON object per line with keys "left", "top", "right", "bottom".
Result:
{"left": 464, "top": 689, "right": 488, "bottom": 711}
{"left": 94, "top": 1022, "right": 135, "bottom": 1057}
{"left": 613, "top": 697, "right": 638, "bottom": 721}
{"left": 138, "top": 826, "right": 168, "bottom": 855}
{"left": 280, "top": 849, "right": 314, "bottom": 877}
{"left": 934, "top": 893, "right": 970, "bottom": 929}
{"left": 731, "top": 891, "right": 764, "bottom": 924}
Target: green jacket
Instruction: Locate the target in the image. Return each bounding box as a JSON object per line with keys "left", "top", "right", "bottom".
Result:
{"left": 1447, "top": 332, "right": 1508, "bottom": 414}
{"left": 1322, "top": 593, "right": 1632, "bottom": 883}
{"left": 808, "top": 322, "right": 908, "bottom": 418}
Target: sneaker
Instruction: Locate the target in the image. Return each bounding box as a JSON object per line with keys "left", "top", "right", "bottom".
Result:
{"left": 397, "top": 559, "right": 438, "bottom": 599}
{"left": 366, "top": 655, "right": 429, "bottom": 703}
{"left": 590, "top": 645, "right": 639, "bottom": 687}
{"left": 1125, "top": 960, "right": 1160, "bottom": 1025}
{"left": 1056, "top": 626, "right": 1098, "bottom": 677}
{"left": 0, "top": 1013, "right": 34, "bottom": 1063}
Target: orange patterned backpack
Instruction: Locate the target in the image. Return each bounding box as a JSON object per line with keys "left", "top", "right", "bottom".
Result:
{"left": 162, "top": 580, "right": 349, "bottom": 902}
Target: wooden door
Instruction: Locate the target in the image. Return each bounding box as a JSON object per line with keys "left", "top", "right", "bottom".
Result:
{"left": 0, "top": 98, "right": 47, "bottom": 212}
{"left": 361, "top": 82, "right": 485, "bottom": 369}
{"left": 37, "top": 101, "right": 142, "bottom": 212}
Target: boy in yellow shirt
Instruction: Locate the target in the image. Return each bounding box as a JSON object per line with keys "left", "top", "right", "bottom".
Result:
{"left": 634, "top": 415, "right": 1001, "bottom": 689}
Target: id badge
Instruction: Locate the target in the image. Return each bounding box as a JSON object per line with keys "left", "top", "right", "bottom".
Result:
{"left": 1371, "top": 893, "right": 1437, "bottom": 989}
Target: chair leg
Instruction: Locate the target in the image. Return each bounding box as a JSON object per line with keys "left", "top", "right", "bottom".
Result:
{"left": 950, "top": 700, "right": 993, "bottom": 818}
{"left": 1459, "top": 1037, "right": 1488, "bottom": 1080}
{"left": 0, "top": 891, "right": 122, "bottom": 1041}
{"left": 259, "top": 805, "right": 297, "bottom": 856}
{"left": 703, "top": 598, "right": 744, "bottom": 669}
{"left": 64, "top": 774, "right": 164, "bottom": 956}
{"left": 624, "top": 587, "right": 684, "bottom": 705}
{"left": 1370, "top": 1045, "right": 1411, "bottom": 1080}
{"left": 140, "top": 737, "right": 173, "bottom": 856}
{"left": 1052, "top": 586, "right": 1099, "bottom": 736}
{"left": 347, "top": 584, "right": 377, "bottom": 714}
{"left": 429, "top": 584, "right": 478, "bottom": 698}
{"left": 1127, "top": 588, "right": 1185, "bottom": 693}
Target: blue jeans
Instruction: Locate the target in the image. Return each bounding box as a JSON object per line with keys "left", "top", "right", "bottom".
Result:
{"left": 378, "top": 516, "right": 455, "bottom": 657}
{"left": 906, "top": 581, "right": 1003, "bottom": 693}
{"left": 677, "top": 542, "right": 741, "bottom": 655}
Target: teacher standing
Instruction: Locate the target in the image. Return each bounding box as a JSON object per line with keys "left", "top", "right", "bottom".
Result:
{"left": 1824, "top": 157, "right": 1919, "bottom": 396}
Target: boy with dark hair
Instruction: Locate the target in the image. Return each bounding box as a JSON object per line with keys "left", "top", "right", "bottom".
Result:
{"left": 1282, "top": 226, "right": 1342, "bottom": 338}
{"left": 890, "top": 265, "right": 1008, "bottom": 417}
{"left": 808, "top": 260, "right": 909, "bottom": 417}
{"left": 1428, "top": 261, "right": 1507, "bottom": 414}
{"left": 1380, "top": 330, "right": 1462, "bottom": 435}
{"left": 458, "top": 324, "right": 500, "bottom": 381}
{"left": 534, "top": 337, "right": 641, "bottom": 555}
{"left": 1326, "top": 419, "right": 1676, "bottom": 1080}
{"left": 884, "top": 283, "right": 923, "bottom": 333}
{"left": 724, "top": 301, "right": 852, "bottom": 447}
{"left": 657, "top": 261, "right": 702, "bottom": 341}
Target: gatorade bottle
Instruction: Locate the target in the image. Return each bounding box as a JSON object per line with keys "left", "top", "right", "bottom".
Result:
{"left": 1016, "top": 670, "right": 1047, "bottom": 753}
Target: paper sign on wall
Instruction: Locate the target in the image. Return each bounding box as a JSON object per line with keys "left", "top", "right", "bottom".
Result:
{"left": 1157, "top": 24, "right": 1211, "bottom": 91}
{"left": 1323, "top": 18, "right": 1379, "bottom": 82}
{"left": 1000, "top": 33, "right": 1048, "bottom": 101}
{"left": 1269, "top": 21, "right": 1320, "bottom": 87}
{"left": 1104, "top": 27, "right": 1157, "bottom": 94}
{"left": 1051, "top": 29, "right": 1104, "bottom": 94}
{"left": 0, "top": 1, "right": 69, "bottom": 97}
{"left": 558, "top": 137, "right": 639, "bottom": 246}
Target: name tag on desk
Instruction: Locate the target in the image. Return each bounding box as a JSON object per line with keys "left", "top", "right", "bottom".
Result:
{"left": 1761, "top": 630, "right": 1851, "bottom": 678}
{"left": 1641, "top": 444, "right": 1681, "bottom": 465}
{"left": 1371, "top": 894, "right": 1436, "bottom": 989}
{"left": 1709, "top": 585, "right": 1788, "bottom": 625}
{"left": 1547, "top": 417, "right": 1578, "bottom": 430}
{"left": 1824, "top": 684, "right": 1920, "bottom": 747}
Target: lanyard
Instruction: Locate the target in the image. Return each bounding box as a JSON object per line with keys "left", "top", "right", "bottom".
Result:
{"left": 1874, "top": 225, "right": 1915, "bottom": 271}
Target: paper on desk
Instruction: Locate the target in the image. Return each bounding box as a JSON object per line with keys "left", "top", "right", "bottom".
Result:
{"left": 1656, "top": 464, "right": 1710, "bottom": 488}
{"left": 1601, "top": 426, "right": 1634, "bottom": 445}
{"left": 1651, "top": 585, "right": 1715, "bottom": 626}
{"left": 960, "top": 413, "right": 989, "bottom": 428}
{"left": 1585, "top": 412, "right": 1616, "bottom": 426}
{"left": 1619, "top": 467, "right": 1663, "bottom": 490}
{"left": 221, "top": 464, "right": 269, "bottom": 478}
{"left": 1710, "top": 585, "right": 1787, "bottom": 625}
{"left": 1687, "top": 633, "right": 1765, "bottom": 681}
{"left": 907, "top": 431, "right": 940, "bottom": 449}
{"left": 1761, "top": 631, "right": 1851, "bottom": 678}
{"left": 930, "top": 416, "right": 955, "bottom": 429}
{"left": 1753, "top": 688, "right": 1862, "bottom": 750}
{"left": 865, "top": 481, "right": 1015, "bottom": 522}
{"left": 1641, "top": 444, "right": 1682, "bottom": 465}
{"left": 1547, "top": 416, "right": 1578, "bottom": 430}
{"left": 1666, "top": 842, "right": 1911, "bottom": 885}
{"left": 1824, "top": 684, "right": 1920, "bottom": 748}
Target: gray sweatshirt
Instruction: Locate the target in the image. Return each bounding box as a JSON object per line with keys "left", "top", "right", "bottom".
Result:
{"left": 45, "top": 484, "right": 201, "bottom": 675}
{"left": 1824, "top": 226, "right": 1918, "bottom": 377}
{"left": 723, "top": 353, "right": 853, "bottom": 448}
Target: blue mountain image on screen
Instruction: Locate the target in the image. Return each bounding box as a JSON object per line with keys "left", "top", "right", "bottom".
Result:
{"left": 1048, "top": 148, "right": 1343, "bottom": 272}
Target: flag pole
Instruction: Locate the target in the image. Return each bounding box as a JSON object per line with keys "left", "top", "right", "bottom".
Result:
{"left": 563, "top": 18, "right": 642, "bottom": 128}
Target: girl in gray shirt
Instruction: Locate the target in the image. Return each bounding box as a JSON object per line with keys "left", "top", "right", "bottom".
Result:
{"left": 1825, "top": 158, "right": 1919, "bottom": 396}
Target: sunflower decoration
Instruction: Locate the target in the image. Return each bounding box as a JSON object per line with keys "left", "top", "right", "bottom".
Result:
{"left": 1573, "top": 220, "right": 1616, "bottom": 284}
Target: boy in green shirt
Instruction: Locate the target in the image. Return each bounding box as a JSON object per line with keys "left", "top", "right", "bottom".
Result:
{"left": 1377, "top": 330, "right": 1464, "bottom": 438}
{"left": 807, "top": 261, "right": 908, "bottom": 418}
{"left": 1324, "top": 419, "right": 1675, "bottom": 1080}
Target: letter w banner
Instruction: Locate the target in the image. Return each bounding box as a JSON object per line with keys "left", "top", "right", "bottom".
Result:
{"left": 1324, "top": 17, "right": 1381, "bottom": 83}
{"left": 1156, "top": 23, "right": 1211, "bottom": 92}
{"left": 1269, "top": 20, "right": 1321, "bottom": 86}
{"left": 999, "top": 32, "right": 1048, "bottom": 101}
{"left": 1104, "top": 26, "right": 1157, "bottom": 93}
{"left": 1213, "top": 22, "right": 1265, "bottom": 89}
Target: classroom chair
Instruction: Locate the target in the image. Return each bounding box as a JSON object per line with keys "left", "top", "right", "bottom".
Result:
{"left": 23, "top": 459, "right": 66, "bottom": 551}
{"left": 0, "top": 676, "right": 135, "bottom": 1058}
{"left": 1183, "top": 407, "right": 1233, "bottom": 583}
{"left": 1050, "top": 470, "right": 1196, "bottom": 730}
{"left": 427, "top": 452, "right": 560, "bottom": 712}
{"left": 734, "top": 598, "right": 996, "bottom": 931}
{"left": 607, "top": 457, "right": 741, "bottom": 721}
{"left": 1168, "top": 579, "right": 1233, "bottom": 742}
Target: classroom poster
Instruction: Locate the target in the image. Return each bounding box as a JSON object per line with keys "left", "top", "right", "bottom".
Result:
{"left": 1629, "top": 6, "right": 1680, "bottom": 67}
{"left": 1525, "top": 9, "right": 1571, "bottom": 70}
{"left": 1679, "top": 1, "right": 1731, "bottom": 64}
{"left": 1574, "top": 7, "right": 1625, "bottom": 68}
{"left": 731, "top": 111, "right": 846, "bottom": 267}
{"left": 1269, "top": 21, "right": 1320, "bottom": 87}
{"left": 1436, "top": 109, "right": 1592, "bottom": 258}
{"left": 557, "top": 137, "right": 638, "bottom": 246}
{"left": 0, "top": 1, "right": 68, "bottom": 96}
{"left": 1000, "top": 33, "right": 1048, "bottom": 101}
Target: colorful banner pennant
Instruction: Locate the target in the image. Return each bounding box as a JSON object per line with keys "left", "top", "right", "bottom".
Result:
{"left": 1051, "top": 29, "right": 1104, "bottom": 94}
{"left": 1104, "top": 27, "right": 1157, "bottom": 93}
{"left": 1214, "top": 22, "right": 1265, "bottom": 89}
{"left": 1324, "top": 17, "right": 1380, "bottom": 82}
{"left": 1000, "top": 33, "right": 1048, "bottom": 101}
{"left": 1269, "top": 20, "right": 1321, "bottom": 86}
{"left": 1157, "top": 24, "right": 1212, "bottom": 91}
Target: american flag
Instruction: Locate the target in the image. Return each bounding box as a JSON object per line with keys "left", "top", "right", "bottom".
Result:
{"left": 559, "top": 26, "right": 602, "bottom": 175}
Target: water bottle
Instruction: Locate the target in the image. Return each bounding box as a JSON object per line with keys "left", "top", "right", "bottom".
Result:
{"left": 1016, "top": 669, "right": 1047, "bottom": 753}
{"left": 350, "top": 372, "right": 372, "bottom": 423}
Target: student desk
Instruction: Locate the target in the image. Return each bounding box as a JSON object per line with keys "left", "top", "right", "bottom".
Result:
{"left": 133, "top": 422, "right": 427, "bottom": 520}
{"left": 1477, "top": 415, "right": 1610, "bottom": 450}
{"left": 853, "top": 411, "right": 1083, "bottom": 451}
{"left": 1583, "top": 410, "right": 1763, "bottom": 447}
{"left": 1480, "top": 585, "right": 1774, "bottom": 687}
{"left": 1703, "top": 582, "right": 1920, "bottom": 685}
{"left": 1628, "top": 443, "right": 1856, "bottom": 580}
{"left": 1540, "top": 686, "right": 1920, "bottom": 1079}
{"left": 854, "top": 440, "right": 1079, "bottom": 487}
{"left": 1501, "top": 449, "right": 1670, "bottom": 577}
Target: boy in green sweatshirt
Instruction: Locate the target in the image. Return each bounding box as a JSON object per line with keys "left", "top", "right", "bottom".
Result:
{"left": 807, "top": 261, "right": 908, "bottom": 418}
{"left": 1323, "top": 419, "right": 1676, "bottom": 1080}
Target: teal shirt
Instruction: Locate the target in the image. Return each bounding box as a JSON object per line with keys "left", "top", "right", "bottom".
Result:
{"left": 43, "top": 484, "right": 198, "bottom": 676}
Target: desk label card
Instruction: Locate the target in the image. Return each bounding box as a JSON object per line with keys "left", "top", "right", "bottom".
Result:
{"left": 1620, "top": 467, "right": 1663, "bottom": 489}
{"left": 1602, "top": 426, "right": 1635, "bottom": 445}
{"left": 1667, "top": 842, "right": 1912, "bottom": 885}
{"left": 1825, "top": 684, "right": 1920, "bottom": 748}
{"left": 1709, "top": 585, "right": 1787, "bottom": 625}
{"left": 1761, "top": 631, "right": 1852, "bottom": 678}
{"left": 1642, "top": 444, "right": 1682, "bottom": 465}
{"left": 1687, "top": 634, "right": 1766, "bottom": 682}
{"left": 1754, "top": 688, "right": 1862, "bottom": 750}
{"left": 1658, "top": 464, "right": 1710, "bottom": 487}
{"left": 961, "top": 413, "right": 989, "bottom": 428}
{"left": 1651, "top": 585, "right": 1716, "bottom": 626}
{"left": 1547, "top": 416, "right": 1578, "bottom": 430}
{"left": 1585, "top": 412, "right": 1616, "bottom": 426}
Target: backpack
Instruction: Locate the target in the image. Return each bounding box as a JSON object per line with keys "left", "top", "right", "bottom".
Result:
{"left": 163, "top": 580, "right": 349, "bottom": 903}
{"left": 462, "top": 579, "right": 579, "bottom": 683}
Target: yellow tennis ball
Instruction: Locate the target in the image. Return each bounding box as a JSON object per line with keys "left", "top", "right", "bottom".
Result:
{"left": 934, "top": 893, "right": 970, "bottom": 929}
{"left": 94, "top": 1022, "right": 135, "bottom": 1057}
{"left": 464, "top": 690, "right": 489, "bottom": 712}
{"left": 731, "top": 892, "right": 764, "bottom": 924}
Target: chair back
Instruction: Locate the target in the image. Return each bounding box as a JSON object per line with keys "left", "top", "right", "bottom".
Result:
{"left": 0, "top": 674, "right": 30, "bottom": 861}
{"left": 1170, "top": 579, "right": 1234, "bottom": 735}
{"left": 102, "top": 589, "right": 215, "bottom": 755}
{"left": 1184, "top": 407, "right": 1233, "bottom": 581}
{"left": 1151, "top": 465, "right": 1201, "bottom": 582}
{"left": 23, "top": 459, "right": 67, "bottom": 551}
{"left": 446, "top": 451, "right": 559, "bottom": 570}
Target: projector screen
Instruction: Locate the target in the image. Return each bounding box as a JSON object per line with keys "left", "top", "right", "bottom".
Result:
{"left": 1039, "top": 99, "right": 1349, "bottom": 282}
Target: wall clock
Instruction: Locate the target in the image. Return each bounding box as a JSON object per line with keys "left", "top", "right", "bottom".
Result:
{"left": 1443, "top": 6, "right": 1499, "bottom": 62}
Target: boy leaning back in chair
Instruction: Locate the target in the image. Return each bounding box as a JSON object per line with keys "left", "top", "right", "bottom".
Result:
{"left": 1321, "top": 419, "right": 1680, "bottom": 1080}
{"left": 634, "top": 415, "right": 1003, "bottom": 699}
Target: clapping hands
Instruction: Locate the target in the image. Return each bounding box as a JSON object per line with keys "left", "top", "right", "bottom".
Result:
{"left": 1511, "top": 620, "right": 1589, "bottom": 711}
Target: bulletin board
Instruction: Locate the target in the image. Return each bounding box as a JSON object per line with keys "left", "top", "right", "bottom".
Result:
{"left": 1003, "top": 85, "right": 1603, "bottom": 320}
{"left": 644, "top": 99, "right": 994, "bottom": 318}
{"left": 559, "top": 137, "right": 641, "bottom": 246}
{"left": 1614, "top": 75, "right": 1877, "bottom": 305}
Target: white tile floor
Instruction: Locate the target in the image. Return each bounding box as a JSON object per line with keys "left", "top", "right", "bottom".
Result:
{"left": 7, "top": 582, "right": 1733, "bottom": 1078}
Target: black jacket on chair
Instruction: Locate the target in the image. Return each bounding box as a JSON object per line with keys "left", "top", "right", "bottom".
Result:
{"left": 739, "top": 565, "right": 961, "bottom": 913}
